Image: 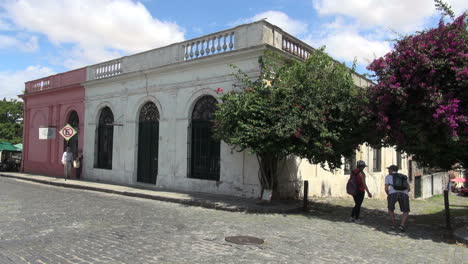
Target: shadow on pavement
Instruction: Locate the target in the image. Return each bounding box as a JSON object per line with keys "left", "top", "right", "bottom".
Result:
{"left": 295, "top": 200, "right": 467, "bottom": 245}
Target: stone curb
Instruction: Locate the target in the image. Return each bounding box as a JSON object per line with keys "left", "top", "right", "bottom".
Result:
{"left": 0, "top": 173, "right": 300, "bottom": 214}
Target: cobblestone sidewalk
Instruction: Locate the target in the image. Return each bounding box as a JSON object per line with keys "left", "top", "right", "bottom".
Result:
{"left": 0, "top": 177, "right": 467, "bottom": 263}
{"left": 1, "top": 172, "right": 467, "bottom": 246}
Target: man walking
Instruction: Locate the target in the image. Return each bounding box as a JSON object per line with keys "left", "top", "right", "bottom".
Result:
{"left": 385, "top": 165, "right": 410, "bottom": 232}
{"left": 61, "top": 147, "right": 74, "bottom": 180}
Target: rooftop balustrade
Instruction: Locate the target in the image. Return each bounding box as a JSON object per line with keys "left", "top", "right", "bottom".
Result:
{"left": 25, "top": 20, "right": 370, "bottom": 92}
{"left": 24, "top": 68, "right": 86, "bottom": 94}
{"left": 86, "top": 20, "right": 315, "bottom": 81}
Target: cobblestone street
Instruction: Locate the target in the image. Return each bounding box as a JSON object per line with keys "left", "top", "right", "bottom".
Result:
{"left": 0, "top": 177, "right": 466, "bottom": 264}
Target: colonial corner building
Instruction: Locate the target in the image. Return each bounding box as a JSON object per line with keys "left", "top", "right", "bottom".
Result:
{"left": 21, "top": 21, "right": 413, "bottom": 199}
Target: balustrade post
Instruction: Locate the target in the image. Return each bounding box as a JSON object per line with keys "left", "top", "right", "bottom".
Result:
{"left": 223, "top": 33, "right": 227, "bottom": 51}
{"left": 200, "top": 40, "right": 205, "bottom": 56}
{"left": 205, "top": 39, "right": 211, "bottom": 55}
{"left": 211, "top": 37, "right": 216, "bottom": 54}
{"left": 229, "top": 32, "right": 234, "bottom": 50}
{"left": 195, "top": 41, "right": 200, "bottom": 57}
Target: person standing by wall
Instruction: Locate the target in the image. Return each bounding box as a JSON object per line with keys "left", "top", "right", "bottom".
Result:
{"left": 349, "top": 160, "right": 373, "bottom": 222}
{"left": 61, "top": 147, "right": 74, "bottom": 180}
{"left": 385, "top": 165, "right": 410, "bottom": 232}
{"left": 74, "top": 151, "right": 83, "bottom": 179}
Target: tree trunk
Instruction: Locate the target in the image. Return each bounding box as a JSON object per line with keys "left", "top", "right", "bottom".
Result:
{"left": 257, "top": 153, "right": 280, "bottom": 199}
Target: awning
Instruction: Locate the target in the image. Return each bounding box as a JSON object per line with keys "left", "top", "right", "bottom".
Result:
{"left": 0, "top": 142, "right": 22, "bottom": 152}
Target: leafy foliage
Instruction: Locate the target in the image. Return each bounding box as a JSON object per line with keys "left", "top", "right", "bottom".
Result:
{"left": 434, "top": 0, "right": 455, "bottom": 19}
{"left": 214, "top": 50, "right": 368, "bottom": 195}
{"left": 366, "top": 13, "right": 467, "bottom": 169}
{"left": 274, "top": 49, "right": 369, "bottom": 169}
{"left": 0, "top": 99, "right": 23, "bottom": 144}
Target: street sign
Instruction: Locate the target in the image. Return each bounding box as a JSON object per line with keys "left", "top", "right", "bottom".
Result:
{"left": 39, "top": 127, "right": 56, "bottom": 140}
{"left": 59, "top": 124, "right": 77, "bottom": 141}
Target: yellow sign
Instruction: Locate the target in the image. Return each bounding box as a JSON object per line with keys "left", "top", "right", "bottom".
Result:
{"left": 59, "top": 124, "right": 77, "bottom": 141}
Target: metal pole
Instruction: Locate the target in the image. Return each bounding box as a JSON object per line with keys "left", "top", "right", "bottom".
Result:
{"left": 443, "top": 190, "right": 451, "bottom": 230}
{"left": 303, "top": 180, "right": 309, "bottom": 212}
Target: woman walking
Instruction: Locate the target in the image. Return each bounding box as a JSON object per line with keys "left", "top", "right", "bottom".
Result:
{"left": 349, "top": 160, "right": 372, "bottom": 222}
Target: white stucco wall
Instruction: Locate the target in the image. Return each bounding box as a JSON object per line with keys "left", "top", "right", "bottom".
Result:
{"left": 83, "top": 48, "right": 265, "bottom": 198}
{"left": 420, "top": 172, "right": 447, "bottom": 199}
{"left": 277, "top": 146, "right": 410, "bottom": 199}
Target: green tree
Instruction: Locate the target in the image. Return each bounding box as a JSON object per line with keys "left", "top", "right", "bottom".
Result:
{"left": 0, "top": 99, "right": 23, "bottom": 144}
{"left": 214, "top": 50, "right": 368, "bottom": 198}
{"left": 275, "top": 49, "right": 369, "bottom": 169}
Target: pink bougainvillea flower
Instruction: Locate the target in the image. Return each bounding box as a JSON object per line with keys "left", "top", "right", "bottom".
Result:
{"left": 295, "top": 128, "right": 302, "bottom": 138}
{"left": 215, "top": 88, "right": 224, "bottom": 93}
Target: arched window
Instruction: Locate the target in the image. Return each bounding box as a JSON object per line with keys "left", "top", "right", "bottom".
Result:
{"left": 188, "top": 96, "right": 220, "bottom": 181}
{"left": 64, "top": 111, "right": 79, "bottom": 155}
{"left": 137, "top": 102, "right": 160, "bottom": 184}
{"left": 96, "top": 107, "right": 114, "bottom": 169}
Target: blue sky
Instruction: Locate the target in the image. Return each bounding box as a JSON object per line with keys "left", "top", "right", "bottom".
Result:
{"left": 0, "top": 0, "right": 466, "bottom": 99}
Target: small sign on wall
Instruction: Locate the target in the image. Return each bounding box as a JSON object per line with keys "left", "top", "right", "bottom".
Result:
{"left": 39, "top": 127, "right": 56, "bottom": 140}
{"left": 59, "top": 124, "right": 77, "bottom": 141}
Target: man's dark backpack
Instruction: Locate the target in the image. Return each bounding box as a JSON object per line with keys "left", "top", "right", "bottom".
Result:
{"left": 392, "top": 173, "right": 409, "bottom": 190}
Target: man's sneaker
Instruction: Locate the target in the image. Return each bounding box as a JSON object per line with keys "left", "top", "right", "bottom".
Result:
{"left": 398, "top": 225, "right": 406, "bottom": 232}
{"left": 354, "top": 219, "right": 363, "bottom": 223}
{"left": 348, "top": 217, "right": 355, "bottom": 222}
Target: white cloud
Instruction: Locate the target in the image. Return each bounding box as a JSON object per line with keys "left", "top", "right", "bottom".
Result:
{"left": 313, "top": 0, "right": 436, "bottom": 32}
{"left": 304, "top": 17, "right": 392, "bottom": 65}
{"left": 309, "top": 0, "right": 466, "bottom": 68}
{"left": 58, "top": 45, "right": 125, "bottom": 71}
{"left": 1, "top": 0, "right": 185, "bottom": 68}
{"left": 234, "top": 10, "right": 308, "bottom": 36}
{"left": 305, "top": 30, "right": 391, "bottom": 65}
{"left": 0, "top": 19, "right": 11, "bottom": 30}
{"left": 313, "top": 0, "right": 466, "bottom": 32}
{"left": 0, "top": 34, "right": 37, "bottom": 52}
{"left": 0, "top": 66, "right": 56, "bottom": 100}
{"left": 446, "top": 0, "right": 468, "bottom": 16}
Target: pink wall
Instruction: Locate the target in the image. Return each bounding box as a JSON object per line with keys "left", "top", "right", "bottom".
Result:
{"left": 21, "top": 68, "right": 86, "bottom": 178}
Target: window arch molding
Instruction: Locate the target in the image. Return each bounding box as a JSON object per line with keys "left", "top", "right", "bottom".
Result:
{"left": 30, "top": 111, "right": 46, "bottom": 129}
{"left": 132, "top": 96, "right": 163, "bottom": 123}
{"left": 93, "top": 101, "right": 115, "bottom": 125}
{"left": 184, "top": 89, "right": 219, "bottom": 120}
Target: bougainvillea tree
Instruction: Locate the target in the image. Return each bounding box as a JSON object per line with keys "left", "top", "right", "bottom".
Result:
{"left": 214, "top": 50, "right": 368, "bottom": 198}
{"left": 366, "top": 13, "right": 467, "bottom": 169}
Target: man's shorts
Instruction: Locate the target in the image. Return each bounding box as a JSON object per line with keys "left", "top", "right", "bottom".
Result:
{"left": 387, "top": 192, "right": 410, "bottom": 212}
